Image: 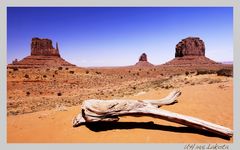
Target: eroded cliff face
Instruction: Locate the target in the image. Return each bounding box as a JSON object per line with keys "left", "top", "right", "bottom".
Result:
{"left": 31, "top": 38, "right": 60, "bottom": 57}
{"left": 139, "top": 53, "right": 148, "bottom": 61}
{"left": 8, "top": 38, "right": 75, "bottom": 68}
{"left": 135, "top": 53, "right": 154, "bottom": 67}
{"left": 175, "top": 37, "right": 205, "bottom": 57}
{"left": 163, "top": 37, "right": 218, "bottom": 66}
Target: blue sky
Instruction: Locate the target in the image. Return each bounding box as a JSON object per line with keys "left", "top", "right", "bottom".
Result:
{"left": 7, "top": 7, "right": 233, "bottom": 67}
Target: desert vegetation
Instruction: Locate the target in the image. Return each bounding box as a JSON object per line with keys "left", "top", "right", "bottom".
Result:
{"left": 7, "top": 65, "right": 232, "bottom": 116}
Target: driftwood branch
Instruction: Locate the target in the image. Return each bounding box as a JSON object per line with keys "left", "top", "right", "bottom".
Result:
{"left": 73, "top": 90, "right": 233, "bottom": 138}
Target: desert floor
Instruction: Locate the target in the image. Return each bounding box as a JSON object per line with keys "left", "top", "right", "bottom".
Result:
{"left": 8, "top": 76, "right": 232, "bottom": 143}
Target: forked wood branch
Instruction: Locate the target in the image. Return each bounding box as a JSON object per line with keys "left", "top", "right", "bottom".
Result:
{"left": 73, "top": 90, "right": 233, "bottom": 138}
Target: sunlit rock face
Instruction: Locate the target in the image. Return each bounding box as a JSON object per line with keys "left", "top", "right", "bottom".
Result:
{"left": 8, "top": 37, "right": 75, "bottom": 68}
{"left": 31, "top": 38, "right": 60, "bottom": 57}
{"left": 175, "top": 37, "right": 205, "bottom": 57}
{"left": 163, "top": 37, "right": 218, "bottom": 66}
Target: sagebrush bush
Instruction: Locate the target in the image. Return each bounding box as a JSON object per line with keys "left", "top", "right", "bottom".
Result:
{"left": 196, "top": 70, "right": 216, "bottom": 75}
{"left": 57, "top": 92, "right": 62, "bottom": 96}
{"left": 216, "top": 69, "right": 232, "bottom": 77}
{"left": 24, "top": 74, "right": 29, "bottom": 78}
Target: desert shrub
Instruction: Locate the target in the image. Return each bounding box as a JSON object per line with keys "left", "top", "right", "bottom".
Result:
{"left": 65, "top": 67, "right": 69, "bottom": 70}
{"left": 216, "top": 69, "right": 232, "bottom": 77}
{"left": 24, "top": 74, "right": 29, "bottom": 78}
{"left": 69, "top": 71, "right": 74, "bottom": 74}
{"left": 147, "top": 72, "right": 149, "bottom": 74}
{"left": 164, "top": 85, "right": 169, "bottom": 89}
{"left": 136, "top": 72, "right": 140, "bottom": 76}
{"left": 9, "top": 110, "right": 19, "bottom": 115}
{"left": 151, "top": 79, "right": 168, "bottom": 87}
{"left": 208, "top": 80, "right": 215, "bottom": 84}
{"left": 154, "top": 68, "right": 156, "bottom": 71}
{"left": 13, "top": 68, "right": 18, "bottom": 71}
{"left": 43, "top": 75, "right": 47, "bottom": 78}
{"left": 139, "top": 68, "right": 141, "bottom": 71}
{"left": 86, "top": 70, "right": 89, "bottom": 74}
{"left": 120, "top": 76, "right": 123, "bottom": 79}
{"left": 132, "top": 86, "right": 136, "bottom": 90}
{"left": 54, "top": 71, "right": 58, "bottom": 74}
{"left": 185, "top": 71, "right": 189, "bottom": 76}
{"left": 46, "top": 68, "right": 50, "bottom": 71}
{"left": 96, "top": 71, "right": 101, "bottom": 74}
{"left": 26, "top": 91, "right": 30, "bottom": 96}
{"left": 58, "top": 67, "right": 63, "bottom": 70}
{"left": 196, "top": 70, "right": 216, "bottom": 75}
{"left": 57, "top": 92, "right": 62, "bottom": 96}
{"left": 128, "top": 70, "right": 131, "bottom": 73}
{"left": 53, "top": 75, "right": 55, "bottom": 77}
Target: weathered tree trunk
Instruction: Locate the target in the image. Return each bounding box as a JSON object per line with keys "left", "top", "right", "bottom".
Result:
{"left": 73, "top": 90, "right": 232, "bottom": 138}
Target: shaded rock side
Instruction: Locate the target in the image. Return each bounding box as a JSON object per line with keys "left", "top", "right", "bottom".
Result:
{"left": 139, "top": 53, "right": 148, "bottom": 61}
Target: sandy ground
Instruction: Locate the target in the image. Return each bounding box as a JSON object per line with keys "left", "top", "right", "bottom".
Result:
{"left": 7, "top": 80, "right": 232, "bottom": 143}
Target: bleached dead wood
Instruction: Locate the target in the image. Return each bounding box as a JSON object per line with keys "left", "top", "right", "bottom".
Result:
{"left": 73, "top": 90, "right": 233, "bottom": 138}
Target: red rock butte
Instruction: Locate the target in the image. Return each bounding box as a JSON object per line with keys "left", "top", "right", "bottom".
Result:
{"left": 8, "top": 38, "right": 75, "bottom": 68}
{"left": 135, "top": 53, "right": 154, "bottom": 67}
{"left": 164, "top": 37, "right": 218, "bottom": 66}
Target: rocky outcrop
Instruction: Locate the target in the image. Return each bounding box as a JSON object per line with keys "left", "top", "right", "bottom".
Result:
{"left": 31, "top": 38, "right": 60, "bottom": 57}
{"left": 164, "top": 37, "right": 218, "bottom": 66}
{"left": 175, "top": 37, "right": 205, "bottom": 57}
{"left": 8, "top": 38, "right": 75, "bottom": 68}
{"left": 135, "top": 53, "right": 154, "bottom": 67}
{"left": 139, "top": 53, "right": 147, "bottom": 61}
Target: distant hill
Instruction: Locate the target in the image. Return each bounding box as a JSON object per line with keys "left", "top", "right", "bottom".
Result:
{"left": 220, "top": 61, "right": 233, "bottom": 65}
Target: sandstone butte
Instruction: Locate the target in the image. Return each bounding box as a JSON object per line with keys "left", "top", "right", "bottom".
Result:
{"left": 8, "top": 36, "right": 222, "bottom": 69}
{"left": 163, "top": 37, "right": 219, "bottom": 66}
{"left": 134, "top": 53, "right": 154, "bottom": 67}
{"left": 8, "top": 38, "right": 75, "bottom": 69}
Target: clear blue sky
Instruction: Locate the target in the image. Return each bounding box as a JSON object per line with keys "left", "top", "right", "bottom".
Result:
{"left": 7, "top": 7, "right": 233, "bottom": 67}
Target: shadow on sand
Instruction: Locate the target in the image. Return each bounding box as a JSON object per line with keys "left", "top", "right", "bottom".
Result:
{"left": 80, "top": 121, "right": 230, "bottom": 140}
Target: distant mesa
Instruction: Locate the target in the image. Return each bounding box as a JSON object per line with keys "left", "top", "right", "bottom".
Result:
{"left": 135, "top": 53, "right": 154, "bottom": 67}
{"left": 164, "top": 37, "right": 218, "bottom": 66}
{"left": 8, "top": 38, "right": 75, "bottom": 69}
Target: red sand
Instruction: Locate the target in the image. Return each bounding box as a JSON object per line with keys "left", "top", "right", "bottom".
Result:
{"left": 7, "top": 81, "right": 232, "bottom": 143}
